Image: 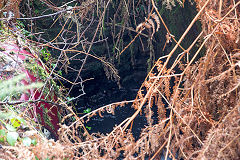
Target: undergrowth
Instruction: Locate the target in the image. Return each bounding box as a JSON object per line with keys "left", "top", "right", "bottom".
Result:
{"left": 0, "top": 0, "right": 239, "bottom": 159}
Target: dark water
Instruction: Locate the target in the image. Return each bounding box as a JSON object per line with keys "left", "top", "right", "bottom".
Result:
{"left": 75, "top": 88, "right": 148, "bottom": 138}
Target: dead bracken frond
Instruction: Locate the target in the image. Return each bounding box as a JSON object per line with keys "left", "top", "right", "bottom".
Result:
{"left": 53, "top": 0, "right": 240, "bottom": 159}
{"left": 136, "top": 12, "right": 161, "bottom": 38}
{"left": 59, "top": 0, "right": 239, "bottom": 159}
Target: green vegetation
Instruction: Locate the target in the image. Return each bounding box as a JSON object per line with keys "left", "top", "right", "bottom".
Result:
{"left": 0, "top": 0, "right": 239, "bottom": 159}
{"left": 0, "top": 74, "right": 42, "bottom": 146}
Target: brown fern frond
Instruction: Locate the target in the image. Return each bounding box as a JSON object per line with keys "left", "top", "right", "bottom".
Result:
{"left": 136, "top": 12, "right": 161, "bottom": 38}
{"left": 151, "top": 12, "right": 160, "bottom": 32}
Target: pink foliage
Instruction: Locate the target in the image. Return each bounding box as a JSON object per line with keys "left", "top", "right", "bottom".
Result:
{"left": 0, "top": 43, "right": 60, "bottom": 138}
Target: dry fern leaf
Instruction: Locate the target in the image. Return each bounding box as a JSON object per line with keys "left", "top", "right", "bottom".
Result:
{"left": 147, "top": 18, "right": 155, "bottom": 37}
{"left": 151, "top": 12, "right": 160, "bottom": 32}
{"left": 144, "top": 22, "right": 152, "bottom": 29}
{"left": 136, "top": 23, "right": 145, "bottom": 32}
{"left": 136, "top": 12, "right": 160, "bottom": 37}
{"left": 98, "top": 109, "right": 104, "bottom": 118}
